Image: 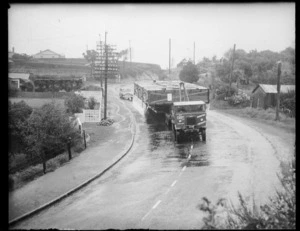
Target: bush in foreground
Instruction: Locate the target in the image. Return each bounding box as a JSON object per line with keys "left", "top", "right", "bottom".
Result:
{"left": 198, "top": 160, "right": 295, "bottom": 229}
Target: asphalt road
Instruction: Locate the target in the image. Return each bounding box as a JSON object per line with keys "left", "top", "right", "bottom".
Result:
{"left": 12, "top": 84, "right": 292, "bottom": 230}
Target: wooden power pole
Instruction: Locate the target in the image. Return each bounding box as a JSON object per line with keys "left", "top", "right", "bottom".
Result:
{"left": 104, "top": 31, "right": 108, "bottom": 120}
{"left": 275, "top": 61, "right": 282, "bottom": 121}
{"left": 129, "top": 40, "right": 132, "bottom": 68}
{"left": 169, "top": 38, "right": 171, "bottom": 76}
{"left": 193, "top": 42, "right": 195, "bottom": 64}
{"left": 229, "top": 44, "right": 236, "bottom": 87}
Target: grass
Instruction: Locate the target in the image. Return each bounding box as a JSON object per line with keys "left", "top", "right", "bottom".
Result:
{"left": 209, "top": 99, "right": 295, "bottom": 132}
{"left": 9, "top": 142, "right": 85, "bottom": 191}
{"left": 9, "top": 98, "right": 65, "bottom": 109}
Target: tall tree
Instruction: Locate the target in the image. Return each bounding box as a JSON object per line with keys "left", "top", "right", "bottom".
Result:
{"left": 179, "top": 61, "right": 200, "bottom": 83}
{"left": 83, "top": 50, "right": 98, "bottom": 77}
{"left": 25, "top": 103, "right": 81, "bottom": 174}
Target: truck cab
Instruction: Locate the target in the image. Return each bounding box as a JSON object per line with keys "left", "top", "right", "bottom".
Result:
{"left": 166, "top": 100, "right": 207, "bottom": 142}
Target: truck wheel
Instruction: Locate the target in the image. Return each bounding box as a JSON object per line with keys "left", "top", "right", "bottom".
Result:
{"left": 202, "top": 130, "right": 206, "bottom": 141}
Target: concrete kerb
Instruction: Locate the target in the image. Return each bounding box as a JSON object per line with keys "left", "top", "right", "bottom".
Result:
{"left": 9, "top": 104, "right": 137, "bottom": 227}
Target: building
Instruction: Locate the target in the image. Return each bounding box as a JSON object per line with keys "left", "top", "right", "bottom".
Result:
{"left": 32, "top": 49, "right": 65, "bottom": 59}
{"left": 8, "top": 47, "right": 15, "bottom": 59}
{"left": 251, "top": 84, "right": 295, "bottom": 109}
{"left": 9, "top": 73, "right": 31, "bottom": 89}
{"left": 74, "top": 90, "right": 103, "bottom": 123}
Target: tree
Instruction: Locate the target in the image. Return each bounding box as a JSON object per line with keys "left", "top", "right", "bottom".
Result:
{"left": 88, "top": 96, "right": 97, "bottom": 109}
{"left": 64, "top": 94, "right": 85, "bottom": 114}
{"left": 12, "top": 53, "right": 31, "bottom": 60}
{"left": 82, "top": 50, "right": 98, "bottom": 77}
{"left": 118, "top": 49, "right": 129, "bottom": 70}
{"left": 25, "top": 103, "right": 81, "bottom": 174}
{"left": 179, "top": 61, "right": 200, "bottom": 83}
{"left": 9, "top": 101, "right": 33, "bottom": 153}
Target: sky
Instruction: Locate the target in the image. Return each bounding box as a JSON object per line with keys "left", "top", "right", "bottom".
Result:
{"left": 8, "top": 3, "right": 295, "bottom": 69}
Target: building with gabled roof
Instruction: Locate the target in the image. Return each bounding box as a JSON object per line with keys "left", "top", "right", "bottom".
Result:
{"left": 251, "top": 84, "right": 295, "bottom": 109}
{"left": 32, "top": 49, "right": 65, "bottom": 59}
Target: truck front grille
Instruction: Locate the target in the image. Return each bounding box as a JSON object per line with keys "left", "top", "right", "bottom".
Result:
{"left": 186, "top": 116, "right": 196, "bottom": 125}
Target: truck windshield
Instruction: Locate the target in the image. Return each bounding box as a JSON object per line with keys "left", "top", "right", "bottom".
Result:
{"left": 175, "top": 104, "right": 205, "bottom": 113}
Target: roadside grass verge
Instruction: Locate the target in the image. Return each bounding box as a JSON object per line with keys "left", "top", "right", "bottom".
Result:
{"left": 210, "top": 100, "right": 295, "bottom": 132}
{"left": 9, "top": 142, "right": 85, "bottom": 191}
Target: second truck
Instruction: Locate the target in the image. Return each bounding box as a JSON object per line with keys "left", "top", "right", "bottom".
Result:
{"left": 133, "top": 80, "right": 209, "bottom": 142}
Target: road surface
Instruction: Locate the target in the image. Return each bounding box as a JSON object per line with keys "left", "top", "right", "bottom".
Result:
{"left": 12, "top": 84, "right": 294, "bottom": 230}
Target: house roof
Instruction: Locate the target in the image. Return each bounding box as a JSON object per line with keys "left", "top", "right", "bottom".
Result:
{"left": 252, "top": 84, "right": 295, "bottom": 94}
{"left": 9, "top": 73, "right": 30, "bottom": 80}
{"left": 33, "top": 49, "right": 63, "bottom": 56}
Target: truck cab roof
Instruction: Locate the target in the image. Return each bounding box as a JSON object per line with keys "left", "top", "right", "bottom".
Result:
{"left": 173, "top": 101, "right": 206, "bottom": 106}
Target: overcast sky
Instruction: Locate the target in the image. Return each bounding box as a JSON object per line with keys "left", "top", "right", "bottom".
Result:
{"left": 9, "top": 3, "right": 295, "bottom": 69}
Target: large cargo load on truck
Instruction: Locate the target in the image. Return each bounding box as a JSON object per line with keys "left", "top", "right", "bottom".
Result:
{"left": 133, "top": 80, "right": 210, "bottom": 142}
{"left": 134, "top": 80, "right": 209, "bottom": 107}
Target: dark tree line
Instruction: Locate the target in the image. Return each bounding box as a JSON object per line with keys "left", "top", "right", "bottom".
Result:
{"left": 196, "top": 47, "right": 295, "bottom": 85}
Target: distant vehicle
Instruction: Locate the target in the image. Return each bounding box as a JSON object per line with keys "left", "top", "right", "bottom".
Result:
{"left": 119, "top": 88, "right": 133, "bottom": 101}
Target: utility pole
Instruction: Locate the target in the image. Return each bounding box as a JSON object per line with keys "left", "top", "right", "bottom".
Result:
{"left": 169, "top": 38, "right": 171, "bottom": 76}
{"left": 104, "top": 31, "right": 108, "bottom": 120}
{"left": 193, "top": 42, "right": 195, "bottom": 64}
{"left": 129, "top": 40, "right": 132, "bottom": 68}
{"left": 275, "top": 61, "right": 282, "bottom": 121}
{"left": 229, "top": 44, "right": 236, "bottom": 88}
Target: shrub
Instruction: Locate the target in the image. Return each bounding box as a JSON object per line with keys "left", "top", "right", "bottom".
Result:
{"left": 88, "top": 96, "right": 97, "bottom": 109}
{"left": 18, "top": 165, "right": 43, "bottom": 182}
{"left": 64, "top": 93, "right": 85, "bottom": 114}
{"left": 179, "top": 61, "right": 200, "bottom": 83}
{"left": 198, "top": 160, "right": 295, "bottom": 229}
{"left": 215, "top": 85, "right": 237, "bottom": 100}
{"left": 227, "top": 92, "right": 250, "bottom": 107}
{"left": 9, "top": 175, "right": 14, "bottom": 191}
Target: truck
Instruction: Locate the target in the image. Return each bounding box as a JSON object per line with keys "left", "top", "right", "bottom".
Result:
{"left": 133, "top": 80, "right": 209, "bottom": 142}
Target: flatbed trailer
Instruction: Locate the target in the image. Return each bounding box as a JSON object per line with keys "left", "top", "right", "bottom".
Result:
{"left": 133, "top": 80, "right": 210, "bottom": 142}
{"left": 133, "top": 80, "right": 209, "bottom": 114}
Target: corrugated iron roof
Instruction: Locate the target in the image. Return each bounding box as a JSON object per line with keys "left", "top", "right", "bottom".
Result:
{"left": 9, "top": 73, "right": 30, "bottom": 80}
{"left": 252, "top": 84, "right": 295, "bottom": 94}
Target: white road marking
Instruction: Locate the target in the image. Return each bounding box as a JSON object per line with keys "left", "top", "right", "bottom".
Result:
{"left": 188, "top": 154, "right": 191, "bottom": 159}
{"left": 165, "top": 188, "right": 170, "bottom": 195}
{"left": 171, "top": 180, "right": 177, "bottom": 187}
{"left": 141, "top": 210, "right": 152, "bottom": 221}
{"left": 182, "top": 166, "right": 186, "bottom": 171}
{"left": 178, "top": 172, "right": 183, "bottom": 177}
{"left": 191, "top": 145, "right": 193, "bottom": 149}
{"left": 152, "top": 200, "right": 161, "bottom": 209}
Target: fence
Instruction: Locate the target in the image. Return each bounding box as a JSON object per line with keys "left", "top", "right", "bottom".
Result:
{"left": 83, "top": 109, "right": 101, "bottom": 123}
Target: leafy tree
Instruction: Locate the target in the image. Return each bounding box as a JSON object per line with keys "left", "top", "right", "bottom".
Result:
{"left": 179, "top": 61, "right": 200, "bottom": 83}
{"left": 9, "top": 101, "right": 33, "bottom": 153}
{"left": 64, "top": 94, "right": 85, "bottom": 114}
{"left": 24, "top": 103, "right": 81, "bottom": 173}
{"left": 88, "top": 96, "right": 97, "bottom": 109}
{"left": 118, "top": 49, "right": 129, "bottom": 70}
{"left": 12, "top": 53, "right": 31, "bottom": 60}
{"left": 82, "top": 50, "right": 97, "bottom": 77}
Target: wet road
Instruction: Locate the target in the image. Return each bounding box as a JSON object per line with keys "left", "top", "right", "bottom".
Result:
{"left": 13, "top": 84, "right": 287, "bottom": 229}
